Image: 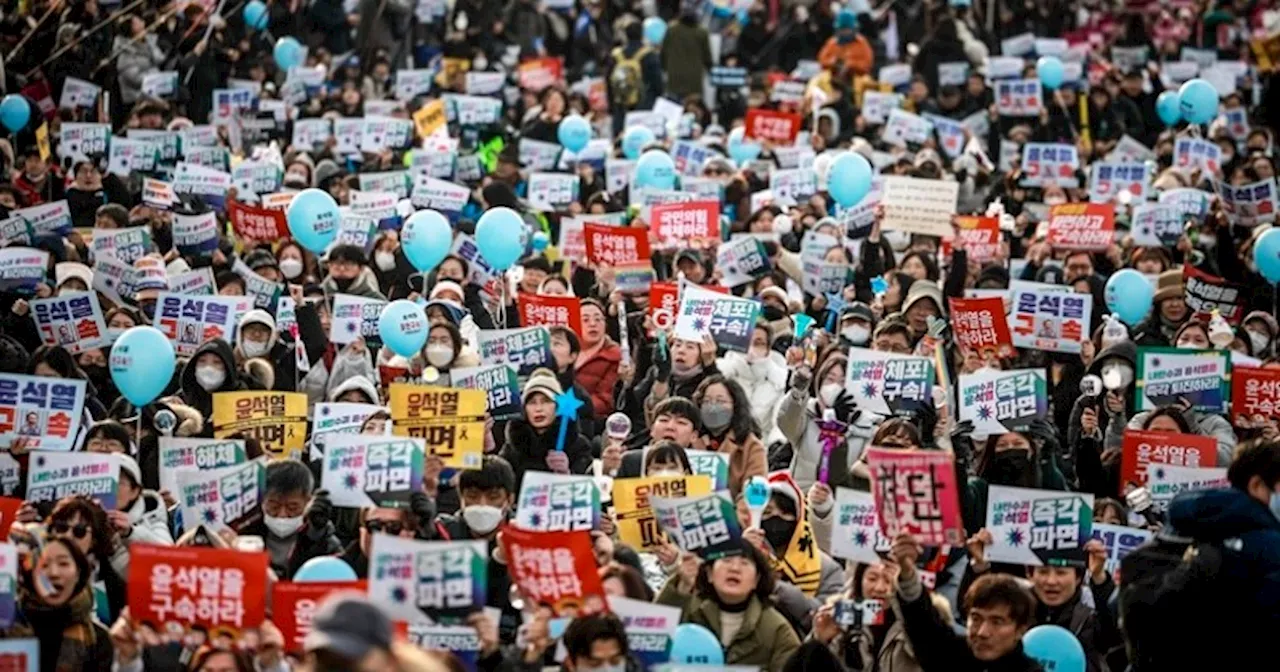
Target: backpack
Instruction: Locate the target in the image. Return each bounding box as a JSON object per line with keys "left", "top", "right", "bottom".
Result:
{"left": 610, "top": 46, "right": 651, "bottom": 109}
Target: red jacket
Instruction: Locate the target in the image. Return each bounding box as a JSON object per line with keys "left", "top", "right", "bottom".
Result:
{"left": 575, "top": 339, "right": 621, "bottom": 417}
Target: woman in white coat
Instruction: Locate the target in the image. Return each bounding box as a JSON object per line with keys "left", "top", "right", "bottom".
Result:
{"left": 717, "top": 322, "right": 788, "bottom": 438}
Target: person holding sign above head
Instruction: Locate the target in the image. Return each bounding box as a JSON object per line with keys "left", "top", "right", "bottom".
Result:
{"left": 238, "top": 459, "right": 342, "bottom": 579}
{"left": 500, "top": 368, "right": 594, "bottom": 490}
{"left": 638, "top": 336, "right": 719, "bottom": 426}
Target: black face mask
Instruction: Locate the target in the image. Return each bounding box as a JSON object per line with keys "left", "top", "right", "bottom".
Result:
{"left": 762, "top": 305, "right": 786, "bottom": 321}
{"left": 761, "top": 515, "right": 796, "bottom": 552}
{"left": 989, "top": 451, "right": 1034, "bottom": 487}
{"left": 82, "top": 364, "right": 117, "bottom": 402}
{"left": 139, "top": 301, "right": 157, "bottom": 322}
{"left": 332, "top": 276, "right": 356, "bottom": 292}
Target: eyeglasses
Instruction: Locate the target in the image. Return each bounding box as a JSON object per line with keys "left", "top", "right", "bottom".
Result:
{"left": 364, "top": 520, "right": 403, "bottom": 535}
{"left": 51, "top": 522, "right": 91, "bottom": 539}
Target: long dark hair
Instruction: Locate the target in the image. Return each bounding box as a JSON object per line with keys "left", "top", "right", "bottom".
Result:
{"left": 28, "top": 344, "right": 87, "bottom": 380}
{"left": 643, "top": 441, "right": 692, "bottom": 475}
{"left": 1143, "top": 406, "right": 1194, "bottom": 434}
{"left": 693, "top": 375, "right": 760, "bottom": 443}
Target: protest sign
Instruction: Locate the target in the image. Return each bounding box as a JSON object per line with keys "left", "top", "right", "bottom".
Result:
{"left": 744, "top": 108, "right": 802, "bottom": 143}
{"left": 881, "top": 176, "right": 958, "bottom": 237}
{"left": 0, "top": 373, "right": 86, "bottom": 451}
{"left": 674, "top": 284, "right": 761, "bottom": 353}
{"left": 995, "top": 79, "right": 1042, "bottom": 116}
{"left": 230, "top": 262, "right": 282, "bottom": 311}
{"left": 844, "top": 348, "right": 935, "bottom": 417}
{"left": 1135, "top": 346, "right": 1230, "bottom": 413}
{"left": 1047, "top": 203, "right": 1114, "bottom": 251}
{"left": 172, "top": 212, "right": 220, "bottom": 257}
{"left": 272, "top": 580, "right": 368, "bottom": 654}
{"left": 865, "top": 448, "right": 963, "bottom": 546}
{"left": 800, "top": 260, "right": 852, "bottom": 296}
{"left": 652, "top": 491, "right": 744, "bottom": 559}
{"left": 107, "top": 137, "right": 158, "bottom": 177}
{"left": 769, "top": 168, "right": 818, "bottom": 206}
{"left": 1220, "top": 178, "right": 1278, "bottom": 227}
{"left": 142, "top": 71, "right": 179, "bottom": 98}
{"left": 501, "top": 526, "right": 607, "bottom": 615}
{"left": 610, "top": 597, "right": 680, "bottom": 670}
{"left": 15, "top": 201, "right": 72, "bottom": 238}
{"left": 30, "top": 292, "right": 108, "bottom": 355}
{"left": 953, "top": 216, "right": 1001, "bottom": 263}
{"left": 1021, "top": 144, "right": 1080, "bottom": 188}
{"left": 1008, "top": 288, "right": 1091, "bottom": 353}
{"left": 1173, "top": 137, "right": 1222, "bottom": 176}
{"left": 177, "top": 460, "right": 266, "bottom": 531}
{"left": 212, "top": 391, "right": 308, "bottom": 457}
{"left": 716, "top": 237, "right": 771, "bottom": 288}
{"left": 684, "top": 449, "right": 730, "bottom": 491}
{"left": 350, "top": 190, "right": 401, "bottom": 230}
{"left": 476, "top": 327, "right": 554, "bottom": 377}
{"left": 860, "top": 91, "right": 902, "bottom": 124}
{"left": 985, "top": 486, "right": 1094, "bottom": 566}
{"left": 128, "top": 544, "right": 269, "bottom": 635}
{"left": 154, "top": 293, "right": 249, "bottom": 356}
{"left": 1231, "top": 365, "right": 1280, "bottom": 426}
{"left": 1147, "top": 464, "right": 1228, "bottom": 511}
{"left": 517, "top": 57, "right": 563, "bottom": 91}
{"left": 515, "top": 472, "right": 600, "bottom": 532}
{"left": 331, "top": 294, "right": 388, "bottom": 346}
{"left": 830, "top": 487, "right": 891, "bottom": 564}
{"left": 389, "top": 385, "right": 486, "bottom": 469}
{"left": 368, "top": 536, "right": 487, "bottom": 624}
{"left": 411, "top": 176, "right": 471, "bottom": 212}
{"left": 321, "top": 435, "right": 426, "bottom": 508}
{"left": 1119, "top": 429, "right": 1217, "bottom": 492}
{"left": 0, "top": 215, "right": 31, "bottom": 246}
{"left": 92, "top": 227, "right": 152, "bottom": 264}
{"left": 923, "top": 113, "right": 966, "bottom": 157}
{"left": 172, "top": 162, "right": 233, "bottom": 212}
{"left": 0, "top": 248, "right": 47, "bottom": 293}
{"left": 949, "top": 297, "right": 1015, "bottom": 358}
{"left": 310, "top": 402, "right": 387, "bottom": 460}
{"left": 0, "top": 542, "right": 13, "bottom": 627}
{"left": 0, "top": 498, "right": 22, "bottom": 540}
{"left": 583, "top": 224, "right": 650, "bottom": 268}
{"left": 517, "top": 293, "right": 583, "bottom": 337}
{"left": 613, "top": 475, "right": 713, "bottom": 550}
{"left": 26, "top": 451, "right": 119, "bottom": 509}
{"left": 1088, "top": 162, "right": 1149, "bottom": 203}
{"left": 528, "top": 172, "right": 580, "bottom": 211}
{"left": 0, "top": 456, "right": 18, "bottom": 497}
{"left": 1182, "top": 265, "right": 1246, "bottom": 324}
{"left": 58, "top": 123, "right": 110, "bottom": 162}
{"left": 229, "top": 200, "right": 290, "bottom": 241}
{"left": 451, "top": 365, "right": 521, "bottom": 421}
{"left": 157, "top": 438, "right": 248, "bottom": 496}
{"left": 0, "top": 640, "right": 39, "bottom": 672}
{"left": 1090, "top": 523, "right": 1153, "bottom": 579}
{"left": 649, "top": 201, "right": 720, "bottom": 245}
{"left": 958, "top": 369, "right": 1048, "bottom": 436}
{"left": 1130, "top": 203, "right": 1184, "bottom": 248}
{"left": 882, "top": 109, "right": 934, "bottom": 147}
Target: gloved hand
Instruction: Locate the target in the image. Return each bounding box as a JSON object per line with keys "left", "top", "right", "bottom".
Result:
{"left": 303, "top": 489, "right": 333, "bottom": 541}
{"left": 1026, "top": 418, "right": 1059, "bottom": 447}
{"left": 654, "top": 343, "right": 671, "bottom": 382}
{"left": 915, "top": 404, "right": 939, "bottom": 447}
{"left": 832, "top": 390, "right": 859, "bottom": 424}
{"left": 409, "top": 491, "right": 437, "bottom": 539}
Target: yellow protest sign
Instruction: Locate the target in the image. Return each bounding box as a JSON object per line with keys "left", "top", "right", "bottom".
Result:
{"left": 1252, "top": 33, "right": 1280, "bottom": 73}
{"left": 612, "top": 475, "right": 713, "bottom": 550}
{"left": 413, "top": 99, "right": 446, "bottom": 141}
{"left": 35, "top": 123, "right": 50, "bottom": 163}
{"left": 212, "top": 391, "right": 308, "bottom": 458}
{"left": 389, "top": 384, "right": 486, "bottom": 469}
{"left": 434, "top": 58, "right": 471, "bottom": 89}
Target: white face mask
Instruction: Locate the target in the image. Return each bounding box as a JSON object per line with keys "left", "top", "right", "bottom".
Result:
{"left": 1249, "top": 330, "right": 1270, "bottom": 354}
{"left": 649, "top": 468, "right": 684, "bottom": 477}
{"left": 1100, "top": 362, "right": 1134, "bottom": 390}
{"left": 425, "top": 344, "right": 454, "bottom": 368}
{"left": 375, "top": 251, "right": 396, "bottom": 272}
{"left": 279, "top": 258, "right": 303, "bottom": 279}
{"left": 242, "top": 340, "right": 270, "bottom": 358}
{"left": 842, "top": 325, "right": 870, "bottom": 345}
{"left": 462, "top": 504, "right": 504, "bottom": 534}
{"left": 196, "top": 365, "right": 226, "bottom": 391}
{"left": 819, "top": 382, "right": 843, "bottom": 406}
{"left": 263, "top": 514, "right": 303, "bottom": 538}
{"left": 474, "top": 56, "right": 488, "bottom": 70}
{"left": 1176, "top": 339, "right": 1205, "bottom": 350}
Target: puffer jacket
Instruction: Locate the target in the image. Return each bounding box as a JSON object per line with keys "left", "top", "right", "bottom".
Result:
{"left": 776, "top": 389, "right": 875, "bottom": 492}
{"left": 1124, "top": 409, "right": 1235, "bottom": 467}
{"left": 656, "top": 578, "right": 801, "bottom": 672}
{"left": 321, "top": 266, "right": 388, "bottom": 301}
{"left": 114, "top": 34, "right": 166, "bottom": 104}
{"left": 123, "top": 490, "right": 173, "bottom": 546}
{"left": 718, "top": 350, "right": 788, "bottom": 438}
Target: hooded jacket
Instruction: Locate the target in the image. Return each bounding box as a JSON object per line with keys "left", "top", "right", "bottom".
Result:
{"left": 123, "top": 490, "right": 174, "bottom": 546}
{"left": 1067, "top": 340, "right": 1138, "bottom": 481}
{"left": 321, "top": 266, "right": 388, "bottom": 301}
{"left": 656, "top": 575, "right": 801, "bottom": 672}
{"left": 717, "top": 350, "right": 788, "bottom": 438}
{"left": 575, "top": 336, "right": 622, "bottom": 417}
{"left": 764, "top": 473, "right": 845, "bottom": 630}
{"left": 328, "top": 375, "right": 381, "bottom": 405}
{"left": 776, "top": 354, "right": 867, "bottom": 492}
{"left": 179, "top": 339, "right": 244, "bottom": 425}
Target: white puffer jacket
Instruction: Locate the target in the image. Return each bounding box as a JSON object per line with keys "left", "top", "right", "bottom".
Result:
{"left": 717, "top": 350, "right": 789, "bottom": 438}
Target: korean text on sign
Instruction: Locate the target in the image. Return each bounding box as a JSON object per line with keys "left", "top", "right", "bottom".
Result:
{"left": 865, "top": 448, "right": 963, "bottom": 546}
{"left": 389, "top": 385, "right": 486, "bottom": 470}
{"left": 127, "top": 543, "right": 269, "bottom": 635}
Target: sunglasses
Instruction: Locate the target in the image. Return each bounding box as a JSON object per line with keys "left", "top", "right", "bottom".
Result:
{"left": 51, "top": 522, "right": 90, "bottom": 539}
{"left": 364, "top": 520, "right": 403, "bottom": 535}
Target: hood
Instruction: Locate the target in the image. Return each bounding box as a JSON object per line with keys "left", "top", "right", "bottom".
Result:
{"left": 238, "top": 309, "right": 279, "bottom": 350}
{"left": 180, "top": 338, "right": 239, "bottom": 401}
{"left": 329, "top": 374, "right": 381, "bottom": 405}
{"left": 813, "top": 352, "right": 848, "bottom": 398}
{"left": 765, "top": 471, "right": 823, "bottom": 596}
{"left": 1087, "top": 340, "right": 1137, "bottom": 377}
{"left": 1167, "top": 487, "right": 1280, "bottom": 542}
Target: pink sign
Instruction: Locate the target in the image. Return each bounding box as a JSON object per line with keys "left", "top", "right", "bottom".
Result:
{"left": 865, "top": 447, "right": 964, "bottom": 546}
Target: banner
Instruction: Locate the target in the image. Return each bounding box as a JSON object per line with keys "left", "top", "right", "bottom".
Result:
{"left": 515, "top": 472, "right": 600, "bottom": 532}
{"left": 177, "top": 460, "right": 266, "bottom": 531}
{"left": 1088, "top": 162, "right": 1149, "bottom": 203}
{"left": 995, "top": 79, "right": 1042, "bottom": 116}
{"left": 451, "top": 365, "right": 521, "bottom": 421}
{"left": 0, "top": 497, "right": 22, "bottom": 540}
{"left": 584, "top": 224, "right": 651, "bottom": 267}
{"left": 1147, "top": 464, "right": 1228, "bottom": 510}
{"left": 613, "top": 475, "right": 712, "bottom": 551}
{"left": 865, "top": 448, "right": 963, "bottom": 546}
{"left": 1232, "top": 365, "right": 1280, "bottom": 426}
{"left": 673, "top": 284, "right": 761, "bottom": 353}
{"left": 310, "top": 402, "right": 387, "bottom": 460}
{"left": 229, "top": 200, "right": 290, "bottom": 241}
{"left": 331, "top": 294, "right": 387, "bottom": 346}
{"left": 1009, "top": 288, "right": 1091, "bottom": 353}
{"left": 518, "top": 293, "right": 583, "bottom": 337}
{"left": 651, "top": 491, "right": 743, "bottom": 559}
{"left": 30, "top": 292, "right": 108, "bottom": 355}
{"left": 1182, "top": 265, "right": 1246, "bottom": 324}
{"left": 1090, "top": 523, "right": 1152, "bottom": 579}
{"left": 649, "top": 201, "right": 720, "bottom": 245}
{"left": 685, "top": 449, "right": 730, "bottom": 491}
{"left": 368, "top": 536, "right": 487, "bottom": 625}
{"left": 0, "top": 373, "right": 86, "bottom": 451}
{"left": 128, "top": 544, "right": 269, "bottom": 635}
{"left": 26, "top": 451, "right": 119, "bottom": 509}
{"left": 953, "top": 216, "right": 1001, "bottom": 263}
{"left": 272, "top": 580, "right": 368, "bottom": 654}
{"left": 388, "top": 385, "right": 486, "bottom": 469}
{"left": 949, "top": 297, "right": 1015, "bottom": 358}
{"left": 154, "top": 293, "right": 249, "bottom": 356}
{"left": 985, "top": 486, "right": 1094, "bottom": 566}
{"left": 476, "top": 327, "right": 554, "bottom": 377}
{"left": 501, "top": 526, "right": 606, "bottom": 615}
{"left": 830, "top": 487, "right": 890, "bottom": 564}
{"left": 880, "top": 177, "right": 958, "bottom": 237}
{"left": 517, "top": 57, "right": 563, "bottom": 91}
{"left": 744, "top": 108, "right": 802, "bottom": 143}
{"left": 321, "top": 435, "right": 426, "bottom": 508}
{"left": 1020, "top": 143, "right": 1080, "bottom": 188}
{"left": 1119, "top": 428, "right": 1216, "bottom": 492}
{"left": 212, "top": 391, "right": 308, "bottom": 457}
{"left": 844, "top": 348, "right": 935, "bottom": 417}
{"left": 157, "top": 438, "right": 247, "bottom": 495}
{"left": 1135, "top": 346, "right": 1230, "bottom": 413}
{"left": 1047, "top": 203, "right": 1114, "bottom": 251}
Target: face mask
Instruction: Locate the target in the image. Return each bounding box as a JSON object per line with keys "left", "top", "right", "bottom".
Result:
{"left": 761, "top": 515, "right": 796, "bottom": 551}
{"left": 761, "top": 305, "right": 785, "bottom": 321}
{"left": 438, "top": 274, "right": 464, "bottom": 284}
{"left": 746, "top": 347, "right": 768, "bottom": 362}
{"left": 842, "top": 325, "right": 870, "bottom": 345}
{"left": 700, "top": 402, "right": 732, "bottom": 432}
{"left": 1100, "top": 362, "right": 1133, "bottom": 390}
{"left": 819, "top": 382, "right": 843, "bottom": 407}
{"left": 1176, "top": 339, "right": 1204, "bottom": 350}
{"left": 242, "top": 340, "right": 270, "bottom": 358}
{"left": 425, "top": 344, "right": 454, "bottom": 368}
{"left": 474, "top": 57, "right": 488, "bottom": 70}
{"left": 462, "top": 504, "right": 504, "bottom": 534}
{"left": 263, "top": 514, "right": 303, "bottom": 538}
{"left": 279, "top": 258, "right": 303, "bottom": 279}
{"left": 1249, "top": 330, "right": 1270, "bottom": 354}
{"left": 196, "top": 365, "right": 226, "bottom": 391}
{"left": 989, "top": 451, "right": 1033, "bottom": 485}
{"left": 375, "top": 251, "right": 396, "bottom": 272}
{"left": 332, "top": 277, "right": 355, "bottom": 292}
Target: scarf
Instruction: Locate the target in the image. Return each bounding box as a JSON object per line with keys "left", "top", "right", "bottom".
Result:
{"left": 767, "top": 473, "right": 823, "bottom": 596}
{"left": 16, "top": 581, "right": 97, "bottom": 672}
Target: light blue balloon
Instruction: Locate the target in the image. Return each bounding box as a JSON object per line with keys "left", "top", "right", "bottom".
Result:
{"left": 293, "top": 556, "right": 358, "bottom": 582}
{"left": 1155, "top": 91, "right": 1181, "bottom": 127}
{"left": 1254, "top": 229, "right": 1280, "bottom": 284}
{"left": 401, "top": 209, "right": 452, "bottom": 272}
{"left": 1036, "top": 56, "right": 1064, "bottom": 90}
{"left": 475, "top": 207, "right": 527, "bottom": 271}
{"left": 643, "top": 16, "right": 667, "bottom": 45}
{"left": 0, "top": 95, "right": 29, "bottom": 133}
{"left": 1023, "top": 625, "right": 1086, "bottom": 672}
{"left": 531, "top": 231, "right": 550, "bottom": 252}
{"left": 557, "top": 114, "right": 592, "bottom": 154}
{"left": 671, "top": 623, "right": 724, "bottom": 665}
{"left": 727, "top": 127, "right": 761, "bottom": 166}
{"left": 827, "top": 152, "right": 873, "bottom": 208}
{"left": 243, "top": 0, "right": 269, "bottom": 30}
{"left": 378, "top": 300, "right": 430, "bottom": 358}
{"left": 287, "top": 188, "right": 340, "bottom": 253}
{"left": 109, "top": 326, "right": 176, "bottom": 407}
{"left": 633, "top": 150, "right": 677, "bottom": 191}
{"left": 1104, "top": 268, "right": 1154, "bottom": 327}
{"left": 622, "top": 126, "right": 656, "bottom": 160}
{"left": 1178, "top": 78, "right": 1220, "bottom": 125}
{"left": 273, "top": 37, "right": 304, "bottom": 71}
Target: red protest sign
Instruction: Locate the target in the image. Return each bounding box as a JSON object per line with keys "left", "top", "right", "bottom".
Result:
{"left": 744, "top": 108, "right": 802, "bottom": 144}
{"left": 1119, "top": 429, "right": 1217, "bottom": 491}
{"left": 518, "top": 293, "right": 583, "bottom": 337}
{"left": 953, "top": 216, "right": 1002, "bottom": 264}
{"left": 649, "top": 201, "right": 720, "bottom": 245}
{"left": 0, "top": 497, "right": 21, "bottom": 540}
{"left": 272, "top": 580, "right": 367, "bottom": 654}
{"left": 127, "top": 544, "right": 269, "bottom": 635}
{"left": 1183, "top": 265, "right": 1246, "bottom": 324}
{"left": 518, "top": 58, "right": 564, "bottom": 92}
{"left": 648, "top": 282, "right": 679, "bottom": 335}
{"left": 500, "top": 526, "right": 607, "bottom": 616}
{"left": 949, "top": 297, "right": 1014, "bottom": 359}
{"left": 865, "top": 447, "right": 964, "bottom": 546}
{"left": 229, "top": 200, "right": 289, "bottom": 242}
{"left": 1047, "top": 203, "right": 1115, "bottom": 251}
{"left": 584, "top": 224, "right": 651, "bottom": 266}
{"left": 1231, "top": 366, "right": 1280, "bottom": 427}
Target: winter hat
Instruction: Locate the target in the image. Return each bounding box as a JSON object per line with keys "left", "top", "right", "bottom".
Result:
{"left": 902, "top": 281, "right": 946, "bottom": 316}
{"left": 238, "top": 309, "right": 278, "bottom": 343}
{"left": 1244, "top": 310, "right": 1279, "bottom": 339}
{"left": 522, "top": 367, "right": 563, "bottom": 403}
{"left": 835, "top": 8, "right": 857, "bottom": 30}
{"left": 1153, "top": 269, "right": 1184, "bottom": 304}
{"left": 315, "top": 159, "right": 344, "bottom": 188}
{"left": 839, "top": 302, "right": 875, "bottom": 325}
{"left": 55, "top": 262, "right": 92, "bottom": 289}
{"left": 429, "top": 281, "right": 465, "bottom": 304}
{"left": 329, "top": 375, "right": 381, "bottom": 405}
{"left": 244, "top": 248, "right": 280, "bottom": 274}
{"left": 767, "top": 471, "right": 803, "bottom": 516}
{"left": 115, "top": 453, "right": 142, "bottom": 487}
{"left": 759, "top": 286, "right": 788, "bottom": 307}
